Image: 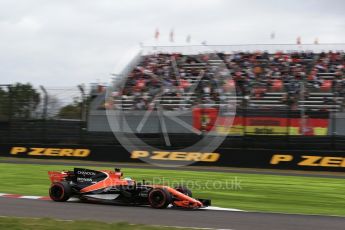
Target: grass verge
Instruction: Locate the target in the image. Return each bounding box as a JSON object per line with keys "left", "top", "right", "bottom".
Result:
{"left": 0, "top": 217, "right": 188, "bottom": 230}
{"left": 0, "top": 163, "right": 344, "bottom": 216}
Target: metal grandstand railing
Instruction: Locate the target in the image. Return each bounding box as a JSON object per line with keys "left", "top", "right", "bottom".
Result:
{"left": 140, "top": 43, "right": 345, "bottom": 54}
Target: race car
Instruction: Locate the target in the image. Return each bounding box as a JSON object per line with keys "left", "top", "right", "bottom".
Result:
{"left": 48, "top": 167, "right": 210, "bottom": 209}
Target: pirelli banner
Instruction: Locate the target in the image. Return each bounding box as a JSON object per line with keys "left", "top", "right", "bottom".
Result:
{"left": 0, "top": 144, "right": 344, "bottom": 172}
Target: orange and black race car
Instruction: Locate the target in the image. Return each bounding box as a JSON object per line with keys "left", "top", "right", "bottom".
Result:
{"left": 48, "top": 168, "right": 210, "bottom": 209}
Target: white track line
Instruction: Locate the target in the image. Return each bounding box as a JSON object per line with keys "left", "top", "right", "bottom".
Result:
{"left": 203, "top": 206, "right": 244, "bottom": 212}
{"left": 21, "top": 196, "right": 43, "bottom": 199}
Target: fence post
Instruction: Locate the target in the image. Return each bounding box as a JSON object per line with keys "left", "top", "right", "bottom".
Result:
{"left": 39, "top": 86, "right": 48, "bottom": 120}
{"left": 331, "top": 111, "right": 336, "bottom": 149}
{"left": 331, "top": 83, "right": 336, "bottom": 149}
{"left": 7, "top": 85, "right": 13, "bottom": 142}
{"left": 78, "top": 84, "right": 87, "bottom": 143}
{"left": 287, "top": 105, "right": 291, "bottom": 148}
{"left": 0, "top": 84, "right": 12, "bottom": 142}
{"left": 243, "top": 105, "right": 247, "bottom": 149}
{"left": 40, "top": 86, "right": 48, "bottom": 142}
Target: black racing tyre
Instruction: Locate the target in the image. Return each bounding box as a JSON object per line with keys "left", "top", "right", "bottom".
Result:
{"left": 49, "top": 181, "right": 72, "bottom": 202}
{"left": 175, "top": 186, "right": 192, "bottom": 197}
{"left": 148, "top": 188, "right": 172, "bottom": 209}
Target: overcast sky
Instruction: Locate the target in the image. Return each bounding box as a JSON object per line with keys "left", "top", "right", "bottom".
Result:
{"left": 0, "top": 0, "right": 344, "bottom": 87}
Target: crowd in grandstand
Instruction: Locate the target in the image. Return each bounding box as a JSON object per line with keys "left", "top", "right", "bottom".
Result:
{"left": 105, "top": 51, "right": 345, "bottom": 111}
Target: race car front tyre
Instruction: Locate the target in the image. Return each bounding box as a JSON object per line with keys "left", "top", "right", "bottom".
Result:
{"left": 148, "top": 188, "right": 172, "bottom": 209}
{"left": 49, "top": 181, "right": 72, "bottom": 202}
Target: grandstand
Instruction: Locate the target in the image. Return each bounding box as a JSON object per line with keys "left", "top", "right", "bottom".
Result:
{"left": 87, "top": 44, "right": 344, "bottom": 135}
{"left": 101, "top": 49, "right": 344, "bottom": 112}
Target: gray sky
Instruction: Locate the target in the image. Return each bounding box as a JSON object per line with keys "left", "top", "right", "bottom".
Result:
{"left": 0, "top": 0, "right": 344, "bottom": 87}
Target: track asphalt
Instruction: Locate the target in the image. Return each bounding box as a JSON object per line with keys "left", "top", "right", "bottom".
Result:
{"left": 0, "top": 197, "right": 344, "bottom": 230}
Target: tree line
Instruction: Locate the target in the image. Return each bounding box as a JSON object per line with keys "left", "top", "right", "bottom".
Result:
{"left": 0, "top": 83, "right": 84, "bottom": 120}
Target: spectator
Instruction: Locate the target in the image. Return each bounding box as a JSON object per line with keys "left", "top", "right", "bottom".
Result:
{"left": 108, "top": 51, "right": 344, "bottom": 111}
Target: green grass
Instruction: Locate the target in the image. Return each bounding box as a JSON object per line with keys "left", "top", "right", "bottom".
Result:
{"left": 0, "top": 217, "right": 188, "bottom": 230}
{"left": 0, "top": 163, "right": 345, "bottom": 216}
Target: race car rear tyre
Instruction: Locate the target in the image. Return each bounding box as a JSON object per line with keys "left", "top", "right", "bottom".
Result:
{"left": 148, "top": 188, "right": 172, "bottom": 209}
{"left": 49, "top": 181, "right": 72, "bottom": 202}
{"left": 175, "top": 186, "right": 192, "bottom": 197}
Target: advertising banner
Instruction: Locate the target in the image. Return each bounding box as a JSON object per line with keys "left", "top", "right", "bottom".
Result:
{"left": 0, "top": 143, "right": 344, "bottom": 172}
{"left": 192, "top": 108, "right": 329, "bottom": 136}
{"left": 215, "top": 116, "right": 329, "bottom": 135}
